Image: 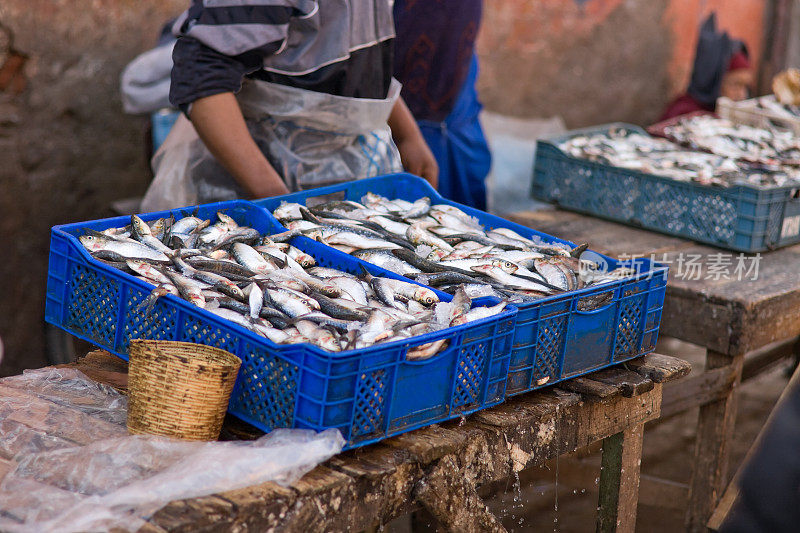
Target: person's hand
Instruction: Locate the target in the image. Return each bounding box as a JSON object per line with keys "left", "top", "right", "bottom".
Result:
{"left": 246, "top": 169, "right": 290, "bottom": 199}
{"left": 397, "top": 135, "right": 439, "bottom": 188}
{"left": 388, "top": 97, "right": 439, "bottom": 188}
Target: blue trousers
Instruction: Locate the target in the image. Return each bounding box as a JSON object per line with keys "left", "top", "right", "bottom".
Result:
{"left": 417, "top": 55, "right": 492, "bottom": 211}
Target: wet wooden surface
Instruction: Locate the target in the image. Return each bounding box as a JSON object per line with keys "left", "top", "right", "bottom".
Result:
{"left": 509, "top": 209, "right": 800, "bottom": 356}
{"left": 57, "top": 350, "right": 689, "bottom": 532}
{"left": 509, "top": 208, "right": 800, "bottom": 532}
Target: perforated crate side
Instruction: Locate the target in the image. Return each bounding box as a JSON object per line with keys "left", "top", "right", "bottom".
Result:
{"left": 533, "top": 129, "right": 800, "bottom": 252}
{"left": 228, "top": 342, "right": 302, "bottom": 432}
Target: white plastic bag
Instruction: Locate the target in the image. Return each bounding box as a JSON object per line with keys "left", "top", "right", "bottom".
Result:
{"left": 0, "top": 368, "right": 345, "bottom": 533}
{"left": 140, "top": 115, "right": 204, "bottom": 212}
{"left": 120, "top": 42, "right": 175, "bottom": 115}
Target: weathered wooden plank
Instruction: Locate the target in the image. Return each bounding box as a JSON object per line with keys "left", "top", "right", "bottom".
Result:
{"left": 280, "top": 466, "right": 357, "bottom": 532}
{"left": 214, "top": 482, "right": 297, "bottom": 530}
{"left": 625, "top": 353, "right": 692, "bottom": 383}
{"left": 414, "top": 454, "right": 506, "bottom": 533}
{"left": 383, "top": 425, "right": 467, "bottom": 465}
{"left": 327, "top": 445, "right": 422, "bottom": 527}
{"left": 741, "top": 337, "right": 800, "bottom": 382}
{"left": 61, "top": 350, "right": 129, "bottom": 390}
{"left": 597, "top": 424, "right": 645, "bottom": 533}
{"left": 24, "top": 348, "right": 686, "bottom": 532}
{"left": 506, "top": 211, "right": 691, "bottom": 258}
{"left": 660, "top": 291, "right": 741, "bottom": 355}
{"left": 558, "top": 376, "right": 620, "bottom": 399}
{"left": 686, "top": 351, "right": 744, "bottom": 533}
{"left": 660, "top": 365, "right": 738, "bottom": 419}
{"left": 149, "top": 495, "right": 237, "bottom": 533}
{"left": 0, "top": 385, "right": 127, "bottom": 445}
{"left": 590, "top": 368, "right": 654, "bottom": 398}
{"left": 473, "top": 387, "right": 661, "bottom": 478}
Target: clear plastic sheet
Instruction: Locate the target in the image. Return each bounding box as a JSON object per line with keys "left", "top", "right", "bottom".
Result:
{"left": 0, "top": 368, "right": 344, "bottom": 532}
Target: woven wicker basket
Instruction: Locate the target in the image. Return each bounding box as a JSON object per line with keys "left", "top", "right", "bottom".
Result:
{"left": 127, "top": 340, "right": 242, "bottom": 441}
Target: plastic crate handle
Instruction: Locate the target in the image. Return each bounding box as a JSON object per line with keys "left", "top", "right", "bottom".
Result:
{"left": 403, "top": 333, "right": 460, "bottom": 364}
{"left": 260, "top": 173, "right": 442, "bottom": 207}
{"left": 572, "top": 289, "right": 618, "bottom": 315}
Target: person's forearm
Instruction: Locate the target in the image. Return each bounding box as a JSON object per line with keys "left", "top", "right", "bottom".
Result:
{"left": 388, "top": 97, "right": 439, "bottom": 186}
{"left": 388, "top": 97, "right": 423, "bottom": 144}
{"left": 189, "top": 92, "right": 289, "bottom": 198}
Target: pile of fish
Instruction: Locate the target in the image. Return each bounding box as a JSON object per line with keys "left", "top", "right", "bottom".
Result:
{"left": 663, "top": 116, "right": 800, "bottom": 186}
{"left": 79, "top": 212, "right": 508, "bottom": 359}
{"left": 753, "top": 95, "right": 800, "bottom": 119}
{"left": 559, "top": 128, "right": 740, "bottom": 186}
{"left": 271, "top": 193, "right": 635, "bottom": 306}
{"left": 560, "top": 124, "right": 800, "bottom": 188}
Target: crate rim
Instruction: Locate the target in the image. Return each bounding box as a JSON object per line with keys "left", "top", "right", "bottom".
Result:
{"left": 50, "top": 199, "right": 519, "bottom": 361}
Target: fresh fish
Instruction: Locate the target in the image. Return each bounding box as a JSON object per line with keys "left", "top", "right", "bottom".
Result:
{"left": 405, "top": 197, "right": 431, "bottom": 218}
{"left": 80, "top": 233, "right": 170, "bottom": 263}
{"left": 264, "top": 287, "right": 315, "bottom": 318}
{"left": 406, "top": 339, "right": 448, "bottom": 361}
{"left": 231, "top": 243, "right": 277, "bottom": 275}
{"left": 351, "top": 249, "right": 421, "bottom": 276}
{"left": 160, "top": 268, "right": 207, "bottom": 308}
{"left": 246, "top": 283, "right": 264, "bottom": 319}
{"left": 184, "top": 257, "right": 255, "bottom": 279}
{"left": 451, "top": 302, "right": 508, "bottom": 326}
{"left": 470, "top": 264, "right": 557, "bottom": 293}
{"left": 273, "top": 201, "right": 305, "bottom": 221}
{"left": 406, "top": 223, "right": 454, "bottom": 252}
{"left": 328, "top": 275, "right": 368, "bottom": 305}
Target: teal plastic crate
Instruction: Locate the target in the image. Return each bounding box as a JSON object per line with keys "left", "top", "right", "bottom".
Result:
{"left": 532, "top": 123, "right": 800, "bottom": 252}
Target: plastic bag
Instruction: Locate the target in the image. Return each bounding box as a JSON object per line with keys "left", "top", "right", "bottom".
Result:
{"left": 142, "top": 78, "right": 403, "bottom": 212}
{"left": 120, "top": 42, "right": 175, "bottom": 115}
{"left": 0, "top": 368, "right": 345, "bottom": 532}
{"left": 140, "top": 115, "right": 204, "bottom": 212}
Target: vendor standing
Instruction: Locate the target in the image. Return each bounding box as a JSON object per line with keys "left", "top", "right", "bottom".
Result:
{"left": 659, "top": 13, "right": 753, "bottom": 122}
{"left": 392, "top": 0, "right": 491, "bottom": 210}
{"left": 141, "top": 0, "right": 438, "bottom": 212}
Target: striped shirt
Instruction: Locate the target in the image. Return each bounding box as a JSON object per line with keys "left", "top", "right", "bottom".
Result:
{"left": 170, "top": 0, "right": 395, "bottom": 112}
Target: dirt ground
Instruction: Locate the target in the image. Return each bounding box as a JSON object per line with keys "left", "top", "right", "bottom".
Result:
{"left": 478, "top": 336, "right": 791, "bottom": 532}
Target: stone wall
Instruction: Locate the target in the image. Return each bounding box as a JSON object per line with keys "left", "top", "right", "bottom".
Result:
{"left": 0, "top": 0, "right": 185, "bottom": 375}
{"left": 476, "top": 0, "right": 766, "bottom": 127}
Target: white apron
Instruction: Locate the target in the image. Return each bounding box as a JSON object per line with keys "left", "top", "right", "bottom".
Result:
{"left": 141, "top": 79, "right": 403, "bottom": 212}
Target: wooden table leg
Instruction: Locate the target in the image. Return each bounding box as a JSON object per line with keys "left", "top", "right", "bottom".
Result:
{"left": 597, "top": 423, "right": 645, "bottom": 533}
{"left": 685, "top": 350, "right": 744, "bottom": 533}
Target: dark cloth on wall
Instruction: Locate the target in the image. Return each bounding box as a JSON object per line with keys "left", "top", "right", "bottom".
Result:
{"left": 417, "top": 55, "right": 491, "bottom": 210}
{"left": 658, "top": 13, "right": 748, "bottom": 122}
{"left": 393, "top": 0, "right": 482, "bottom": 122}
{"left": 658, "top": 93, "right": 714, "bottom": 122}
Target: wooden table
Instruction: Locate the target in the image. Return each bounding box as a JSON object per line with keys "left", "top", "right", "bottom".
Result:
{"left": 509, "top": 208, "right": 800, "bottom": 531}
{"left": 49, "top": 350, "right": 690, "bottom": 532}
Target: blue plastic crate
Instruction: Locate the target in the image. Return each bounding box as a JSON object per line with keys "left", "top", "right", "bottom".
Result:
{"left": 253, "top": 173, "right": 668, "bottom": 396}
{"left": 532, "top": 123, "right": 800, "bottom": 253}
{"left": 45, "top": 200, "right": 518, "bottom": 449}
